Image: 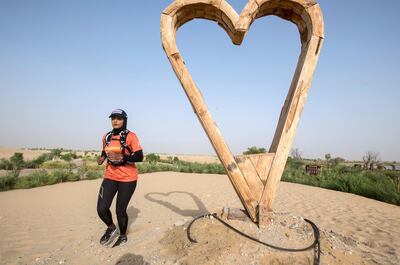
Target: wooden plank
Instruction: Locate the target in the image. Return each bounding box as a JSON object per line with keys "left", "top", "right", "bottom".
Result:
{"left": 234, "top": 156, "right": 263, "bottom": 201}
{"left": 258, "top": 204, "right": 271, "bottom": 229}
{"left": 235, "top": 153, "right": 275, "bottom": 183}
{"left": 252, "top": 153, "right": 275, "bottom": 182}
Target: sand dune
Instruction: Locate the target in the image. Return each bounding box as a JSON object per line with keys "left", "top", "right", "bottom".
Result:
{"left": 0, "top": 148, "right": 50, "bottom": 160}
{"left": 0, "top": 172, "right": 399, "bottom": 265}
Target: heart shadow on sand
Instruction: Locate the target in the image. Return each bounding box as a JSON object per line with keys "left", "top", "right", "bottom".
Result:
{"left": 144, "top": 191, "right": 208, "bottom": 217}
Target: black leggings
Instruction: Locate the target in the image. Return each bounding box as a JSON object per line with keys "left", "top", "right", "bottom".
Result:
{"left": 97, "top": 178, "right": 137, "bottom": 235}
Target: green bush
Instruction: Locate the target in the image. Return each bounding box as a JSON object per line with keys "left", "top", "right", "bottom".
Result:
{"left": 243, "top": 146, "right": 266, "bottom": 155}
{"left": 41, "top": 160, "right": 74, "bottom": 169}
{"left": 137, "top": 160, "right": 225, "bottom": 175}
{"left": 60, "top": 152, "right": 78, "bottom": 161}
{"left": 82, "top": 155, "right": 98, "bottom": 162}
{"left": 10, "top": 153, "right": 25, "bottom": 169}
{"left": 286, "top": 157, "right": 305, "bottom": 170}
{"left": 14, "top": 170, "right": 50, "bottom": 189}
{"left": 24, "top": 153, "right": 53, "bottom": 168}
{"left": 282, "top": 164, "right": 400, "bottom": 206}
{"left": 145, "top": 153, "right": 160, "bottom": 163}
{"left": 13, "top": 169, "right": 81, "bottom": 189}
{"left": 0, "top": 158, "right": 13, "bottom": 170}
{"left": 0, "top": 170, "right": 19, "bottom": 191}
{"left": 0, "top": 153, "right": 26, "bottom": 170}
{"left": 86, "top": 170, "right": 102, "bottom": 180}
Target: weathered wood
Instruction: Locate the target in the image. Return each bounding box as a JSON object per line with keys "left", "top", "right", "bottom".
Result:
{"left": 261, "top": 35, "right": 324, "bottom": 223}
{"left": 235, "top": 153, "right": 275, "bottom": 183}
{"left": 166, "top": 51, "right": 259, "bottom": 221}
{"left": 251, "top": 153, "right": 275, "bottom": 182}
{"left": 258, "top": 204, "right": 271, "bottom": 229}
{"left": 234, "top": 156, "right": 263, "bottom": 201}
{"left": 160, "top": 0, "right": 324, "bottom": 227}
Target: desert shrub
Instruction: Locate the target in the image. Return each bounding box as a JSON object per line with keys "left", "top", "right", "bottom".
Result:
{"left": 0, "top": 158, "right": 13, "bottom": 170}
{"left": 145, "top": 153, "right": 160, "bottom": 163}
{"left": 0, "top": 170, "right": 19, "bottom": 191}
{"left": 50, "top": 148, "right": 62, "bottom": 158}
{"left": 82, "top": 155, "right": 98, "bottom": 162}
{"left": 0, "top": 153, "right": 26, "bottom": 170}
{"left": 286, "top": 157, "right": 305, "bottom": 170}
{"left": 14, "top": 170, "right": 50, "bottom": 189}
{"left": 60, "top": 152, "right": 78, "bottom": 161}
{"left": 86, "top": 170, "right": 103, "bottom": 180}
{"left": 11, "top": 169, "right": 80, "bottom": 190}
{"left": 331, "top": 157, "right": 346, "bottom": 167}
{"left": 159, "top": 159, "right": 225, "bottom": 174}
{"left": 243, "top": 146, "right": 266, "bottom": 155}
{"left": 24, "top": 153, "right": 53, "bottom": 168}
{"left": 87, "top": 163, "right": 106, "bottom": 171}
{"left": 282, "top": 162, "right": 400, "bottom": 206}
{"left": 41, "top": 160, "right": 74, "bottom": 169}
{"left": 10, "top": 153, "right": 25, "bottom": 169}
{"left": 137, "top": 162, "right": 174, "bottom": 173}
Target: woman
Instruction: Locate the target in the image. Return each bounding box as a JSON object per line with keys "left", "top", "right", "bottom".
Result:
{"left": 97, "top": 109, "right": 144, "bottom": 247}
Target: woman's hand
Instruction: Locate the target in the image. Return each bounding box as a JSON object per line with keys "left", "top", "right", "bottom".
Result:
{"left": 97, "top": 155, "right": 106, "bottom": 165}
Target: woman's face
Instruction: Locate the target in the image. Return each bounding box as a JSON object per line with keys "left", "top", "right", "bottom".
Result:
{"left": 111, "top": 116, "right": 124, "bottom": 129}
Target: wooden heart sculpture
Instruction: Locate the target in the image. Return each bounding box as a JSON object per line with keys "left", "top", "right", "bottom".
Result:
{"left": 160, "top": 0, "right": 324, "bottom": 227}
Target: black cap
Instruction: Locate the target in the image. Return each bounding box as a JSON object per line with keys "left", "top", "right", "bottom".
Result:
{"left": 109, "top": 109, "right": 128, "bottom": 119}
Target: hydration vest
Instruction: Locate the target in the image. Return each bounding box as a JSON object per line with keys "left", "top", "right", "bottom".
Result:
{"left": 103, "top": 129, "right": 132, "bottom": 166}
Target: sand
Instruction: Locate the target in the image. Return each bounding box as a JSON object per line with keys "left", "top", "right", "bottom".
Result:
{"left": 158, "top": 154, "right": 220, "bottom": 164}
{"left": 0, "top": 172, "right": 399, "bottom": 265}
{"left": 0, "top": 148, "right": 50, "bottom": 160}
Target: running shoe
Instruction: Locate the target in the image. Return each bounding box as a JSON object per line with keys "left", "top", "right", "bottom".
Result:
{"left": 100, "top": 224, "right": 117, "bottom": 245}
{"left": 112, "top": 235, "right": 127, "bottom": 248}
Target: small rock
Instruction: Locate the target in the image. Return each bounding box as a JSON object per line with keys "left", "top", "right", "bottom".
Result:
{"left": 174, "top": 220, "right": 186, "bottom": 227}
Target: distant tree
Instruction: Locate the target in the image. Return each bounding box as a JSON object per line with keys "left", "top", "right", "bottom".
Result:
{"left": 243, "top": 146, "right": 266, "bottom": 155}
{"left": 10, "top": 152, "right": 24, "bottom": 169}
{"left": 363, "top": 151, "right": 380, "bottom": 170}
{"left": 290, "top": 148, "right": 302, "bottom": 160}
{"left": 50, "top": 149, "right": 62, "bottom": 158}
{"left": 332, "top": 157, "right": 345, "bottom": 167}
{"left": 325, "top": 153, "right": 332, "bottom": 168}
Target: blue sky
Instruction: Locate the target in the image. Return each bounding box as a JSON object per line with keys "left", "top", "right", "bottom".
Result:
{"left": 0, "top": 0, "right": 399, "bottom": 161}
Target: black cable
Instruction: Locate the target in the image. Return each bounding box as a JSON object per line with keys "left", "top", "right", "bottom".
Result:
{"left": 187, "top": 213, "right": 321, "bottom": 265}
